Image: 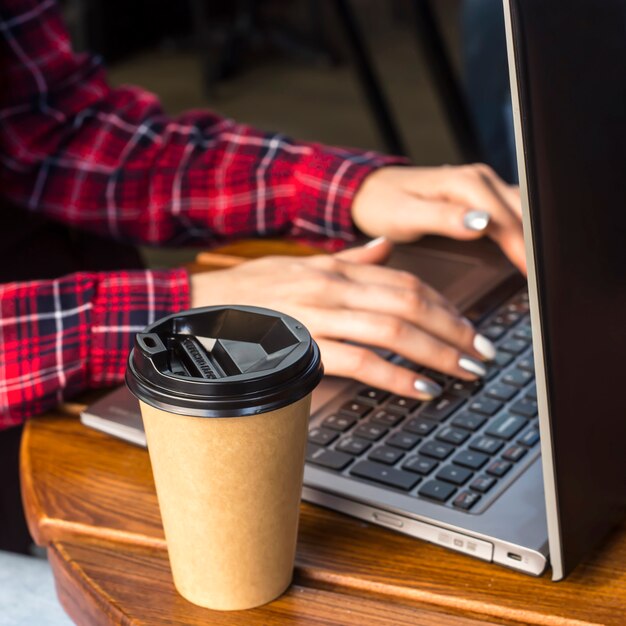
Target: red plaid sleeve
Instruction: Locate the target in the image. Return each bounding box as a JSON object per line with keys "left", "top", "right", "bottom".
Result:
{"left": 0, "top": 0, "right": 405, "bottom": 252}
{"left": 0, "top": 269, "right": 189, "bottom": 428}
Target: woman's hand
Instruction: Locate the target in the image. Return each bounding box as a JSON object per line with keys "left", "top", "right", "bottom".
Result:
{"left": 190, "top": 239, "right": 496, "bottom": 400}
{"left": 352, "top": 164, "right": 526, "bottom": 274}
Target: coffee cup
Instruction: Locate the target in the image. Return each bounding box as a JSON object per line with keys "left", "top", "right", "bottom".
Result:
{"left": 126, "top": 305, "right": 323, "bottom": 610}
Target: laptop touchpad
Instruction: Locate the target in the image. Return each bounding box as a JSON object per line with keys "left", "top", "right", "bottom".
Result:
{"left": 386, "top": 238, "right": 516, "bottom": 310}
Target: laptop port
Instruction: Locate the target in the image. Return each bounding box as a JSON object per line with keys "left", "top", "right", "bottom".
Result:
{"left": 507, "top": 552, "right": 522, "bottom": 562}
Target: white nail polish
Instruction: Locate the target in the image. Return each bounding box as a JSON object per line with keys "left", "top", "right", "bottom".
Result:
{"left": 473, "top": 334, "right": 497, "bottom": 360}
{"left": 414, "top": 378, "right": 443, "bottom": 399}
{"left": 463, "top": 210, "right": 491, "bottom": 232}
{"left": 458, "top": 355, "right": 487, "bottom": 377}
{"left": 365, "top": 236, "right": 388, "bottom": 248}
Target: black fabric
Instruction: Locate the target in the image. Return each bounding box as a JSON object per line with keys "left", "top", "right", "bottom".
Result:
{"left": 0, "top": 425, "right": 31, "bottom": 553}
{"left": 0, "top": 202, "right": 145, "bottom": 550}
{"left": 0, "top": 202, "right": 144, "bottom": 281}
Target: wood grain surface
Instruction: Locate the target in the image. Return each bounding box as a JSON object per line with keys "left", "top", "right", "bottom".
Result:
{"left": 22, "top": 413, "right": 626, "bottom": 625}
{"left": 194, "top": 239, "right": 325, "bottom": 266}
{"left": 48, "top": 538, "right": 505, "bottom": 626}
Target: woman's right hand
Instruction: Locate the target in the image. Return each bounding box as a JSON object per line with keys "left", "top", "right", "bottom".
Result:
{"left": 190, "top": 238, "right": 495, "bottom": 400}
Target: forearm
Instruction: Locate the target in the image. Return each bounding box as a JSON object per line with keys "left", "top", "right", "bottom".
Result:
{"left": 0, "top": 0, "right": 404, "bottom": 250}
{"left": 0, "top": 268, "right": 189, "bottom": 427}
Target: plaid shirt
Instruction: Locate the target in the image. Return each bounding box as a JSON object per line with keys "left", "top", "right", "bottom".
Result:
{"left": 0, "top": 0, "right": 401, "bottom": 428}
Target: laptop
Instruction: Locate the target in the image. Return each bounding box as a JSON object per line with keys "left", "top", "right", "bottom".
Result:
{"left": 81, "top": 0, "right": 626, "bottom": 580}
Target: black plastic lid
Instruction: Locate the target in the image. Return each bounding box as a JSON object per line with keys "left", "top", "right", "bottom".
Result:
{"left": 125, "top": 305, "right": 323, "bottom": 417}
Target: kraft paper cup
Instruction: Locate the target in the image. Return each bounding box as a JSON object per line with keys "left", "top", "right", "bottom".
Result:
{"left": 126, "top": 305, "right": 323, "bottom": 611}
{"left": 139, "top": 395, "right": 311, "bottom": 610}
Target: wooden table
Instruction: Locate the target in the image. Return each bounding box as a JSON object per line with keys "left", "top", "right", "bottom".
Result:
{"left": 19, "top": 242, "right": 626, "bottom": 625}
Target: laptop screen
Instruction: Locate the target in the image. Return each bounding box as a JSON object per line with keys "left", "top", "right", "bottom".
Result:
{"left": 504, "top": 0, "right": 626, "bottom": 579}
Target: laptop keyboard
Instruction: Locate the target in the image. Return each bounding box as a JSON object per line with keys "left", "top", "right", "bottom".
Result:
{"left": 306, "top": 289, "right": 541, "bottom": 513}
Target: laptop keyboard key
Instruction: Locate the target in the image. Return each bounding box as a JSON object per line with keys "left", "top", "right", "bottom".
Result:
{"left": 481, "top": 324, "right": 506, "bottom": 341}
{"left": 453, "top": 491, "right": 481, "bottom": 510}
{"left": 486, "top": 460, "right": 513, "bottom": 477}
{"left": 517, "top": 428, "right": 540, "bottom": 447}
{"left": 403, "top": 455, "right": 438, "bottom": 475}
{"left": 350, "top": 461, "right": 421, "bottom": 491}
{"left": 502, "top": 445, "right": 528, "bottom": 462}
{"left": 387, "top": 395, "right": 421, "bottom": 414}
{"left": 395, "top": 357, "right": 420, "bottom": 371}
{"left": 485, "top": 382, "right": 518, "bottom": 402}
{"left": 468, "top": 397, "right": 503, "bottom": 416}
{"left": 418, "top": 480, "right": 456, "bottom": 502}
{"left": 495, "top": 351, "right": 514, "bottom": 368}
{"left": 453, "top": 450, "right": 489, "bottom": 470}
{"left": 368, "top": 446, "right": 404, "bottom": 465}
{"left": 500, "top": 338, "right": 528, "bottom": 355}
{"left": 501, "top": 369, "right": 533, "bottom": 388}
{"left": 469, "top": 475, "right": 496, "bottom": 493}
{"left": 516, "top": 356, "right": 535, "bottom": 372}
{"left": 386, "top": 432, "right": 421, "bottom": 451}
{"left": 436, "top": 426, "right": 470, "bottom": 446}
{"left": 353, "top": 423, "right": 388, "bottom": 441}
{"left": 509, "top": 397, "right": 538, "bottom": 418}
{"left": 356, "top": 387, "right": 390, "bottom": 404}
{"left": 485, "top": 414, "right": 527, "bottom": 440}
{"left": 336, "top": 437, "right": 371, "bottom": 456}
{"left": 420, "top": 394, "right": 465, "bottom": 422}
{"left": 484, "top": 364, "right": 500, "bottom": 381}
{"left": 507, "top": 300, "right": 529, "bottom": 314}
{"left": 403, "top": 417, "right": 436, "bottom": 436}
{"left": 308, "top": 427, "right": 339, "bottom": 446}
{"left": 307, "top": 446, "right": 353, "bottom": 470}
{"left": 451, "top": 411, "right": 487, "bottom": 432}
{"left": 469, "top": 436, "right": 504, "bottom": 455}
{"left": 371, "top": 409, "right": 404, "bottom": 427}
{"left": 322, "top": 414, "right": 356, "bottom": 432}
{"left": 513, "top": 325, "right": 533, "bottom": 342}
{"left": 339, "top": 400, "right": 372, "bottom": 419}
{"left": 307, "top": 442, "right": 321, "bottom": 458}
{"left": 419, "top": 441, "right": 454, "bottom": 460}
{"left": 448, "top": 379, "right": 483, "bottom": 397}
{"left": 526, "top": 383, "right": 537, "bottom": 400}
{"left": 494, "top": 311, "right": 522, "bottom": 327}
{"left": 436, "top": 464, "right": 473, "bottom": 485}
{"left": 420, "top": 369, "right": 449, "bottom": 385}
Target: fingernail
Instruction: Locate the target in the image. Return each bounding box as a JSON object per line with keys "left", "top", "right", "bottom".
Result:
{"left": 463, "top": 210, "right": 491, "bottom": 232}
{"left": 414, "top": 378, "right": 443, "bottom": 399}
{"left": 473, "top": 334, "right": 497, "bottom": 360}
{"left": 365, "top": 236, "right": 388, "bottom": 248}
{"left": 458, "top": 355, "right": 487, "bottom": 377}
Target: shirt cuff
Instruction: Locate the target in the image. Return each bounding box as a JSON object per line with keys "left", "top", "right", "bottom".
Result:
{"left": 89, "top": 268, "right": 190, "bottom": 386}
{"left": 291, "top": 144, "right": 408, "bottom": 250}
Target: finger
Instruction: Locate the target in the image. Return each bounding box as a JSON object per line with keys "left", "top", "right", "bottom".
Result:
{"left": 310, "top": 308, "right": 488, "bottom": 380}
{"left": 333, "top": 258, "right": 456, "bottom": 313}
{"left": 334, "top": 236, "right": 394, "bottom": 264}
{"left": 328, "top": 279, "right": 492, "bottom": 361}
{"left": 436, "top": 166, "right": 527, "bottom": 273}
{"left": 476, "top": 165, "right": 523, "bottom": 219}
{"left": 382, "top": 195, "right": 494, "bottom": 243}
{"left": 489, "top": 218, "right": 527, "bottom": 274}
{"left": 413, "top": 165, "right": 524, "bottom": 231}
{"left": 331, "top": 239, "right": 457, "bottom": 313}
{"left": 471, "top": 169, "right": 527, "bottom": 273}
{"left": 410, "top": 165, "right": 519, "bottom": 221}
{"left": 508, "top": 185, "right": 522, "bottom": 214}
{"left": 316, "top": 339, "right": 444, "bottom": 400}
